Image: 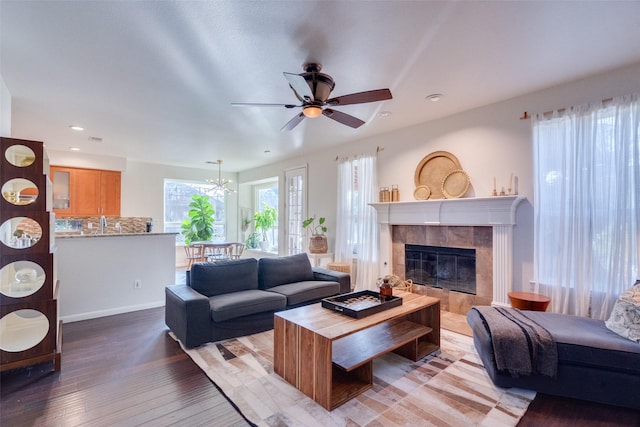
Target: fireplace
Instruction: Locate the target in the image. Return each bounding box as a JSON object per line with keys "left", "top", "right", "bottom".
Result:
{"left": 405, "top": 244, "right": 476, "bottom": 294}
{"left": 370, "top": 195, "right": 525, "bottom": 314}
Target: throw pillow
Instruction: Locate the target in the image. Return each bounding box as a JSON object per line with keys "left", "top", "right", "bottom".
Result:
{"left": 605, "top": 282, "right": 640, "bottom": 343}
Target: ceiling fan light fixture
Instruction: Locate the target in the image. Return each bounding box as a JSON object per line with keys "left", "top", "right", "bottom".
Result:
{"left": 303, "top": 105, "right": 323, "bottom": 118}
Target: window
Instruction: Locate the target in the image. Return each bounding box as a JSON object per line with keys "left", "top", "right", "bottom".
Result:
{"left": 336, "top": 155, "right": 379, "bottom": 290}
{"left": 285, "top": 166, "right": 306, "bottom": 255}
{"left": 164, "top": 179, "right": 226, "bottom": 243}
{"left": 254, "top": 181, "right": 278, "bottom": 252}
{"left": 533, "top": 94, "right": 639, "bottom": 319}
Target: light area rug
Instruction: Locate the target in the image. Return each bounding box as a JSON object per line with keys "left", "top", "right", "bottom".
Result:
{"left": 173, "top": 329, "right": 535, "bottom": 427}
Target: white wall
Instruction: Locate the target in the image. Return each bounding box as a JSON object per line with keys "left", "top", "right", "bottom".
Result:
{"left": 0, "top": 74, "right": 11, "bottom": 136}
{"left": 237, "top": 62, "right": 640, "bottom": 292}
{"left": 57, "top": 234, "right": 176, "bottom": 322}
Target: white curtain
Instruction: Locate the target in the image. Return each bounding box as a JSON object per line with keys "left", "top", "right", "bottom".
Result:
{"left": 335, "top": 154, "right": 379, "bottom": 291}
{"left": 532, "top": 93, "right": 640, "bottom": 319}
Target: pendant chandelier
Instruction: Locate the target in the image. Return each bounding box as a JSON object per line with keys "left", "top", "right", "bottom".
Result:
{"left": 206, "top": 160, "right": 235, "bottom": 194}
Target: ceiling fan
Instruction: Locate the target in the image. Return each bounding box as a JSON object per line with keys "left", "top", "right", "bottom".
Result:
{"left": 232, "top": 62, "right": 392, "bottom": 131}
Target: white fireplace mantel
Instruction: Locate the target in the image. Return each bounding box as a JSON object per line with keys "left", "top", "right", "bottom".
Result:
{"left": 370, "top": 195, "right": 525, "bottom": 227}
{"left": 370, "top": 195, "right": 526, "bottom": 306}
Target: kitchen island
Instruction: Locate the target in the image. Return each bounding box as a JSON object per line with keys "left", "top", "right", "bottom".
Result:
{"left": 55, "top": 232, "right": 176, "bottom": 322}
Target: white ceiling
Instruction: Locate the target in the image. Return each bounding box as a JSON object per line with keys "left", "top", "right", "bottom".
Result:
{"left": 2, "top": 1, "right": 640, "bottom": 173}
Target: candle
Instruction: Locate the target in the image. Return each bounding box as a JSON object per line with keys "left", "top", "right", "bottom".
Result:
{"left": 509, "top": 173, "right": 513, "bottom": 191}
{"left": 493, "top": 176, "right": 496, "bottom": 192}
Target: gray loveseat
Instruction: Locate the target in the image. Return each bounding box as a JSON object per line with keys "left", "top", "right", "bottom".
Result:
{"left": 467, "top": 307, "right": 640, "bottom": 410}
{"left": 166, "top": 253, "right": 350, "bottom": 348}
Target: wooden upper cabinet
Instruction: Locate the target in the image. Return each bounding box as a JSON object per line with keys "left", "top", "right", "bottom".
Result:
{"left": 50, "top": 166, "right": 121, "bottom": 216}
{"left": 72, "top": 168, "right": 101, "bottom": 215}
{"left": 100, "top": 171, "right": 121, "bottom": 216}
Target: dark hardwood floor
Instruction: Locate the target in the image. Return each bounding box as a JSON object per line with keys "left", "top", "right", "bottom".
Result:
{"left": 1, "top": 308, "right": 250, "bottom": 426}
{"left": 2, "top": 307, "right": 638, "bottom": 426}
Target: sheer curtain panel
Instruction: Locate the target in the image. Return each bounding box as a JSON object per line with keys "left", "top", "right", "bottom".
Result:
{"left": 532, "top": 94, "right": 640, "bottom": 319}
{"left": 335, "top": 155, "right": 379, "bottom": 290}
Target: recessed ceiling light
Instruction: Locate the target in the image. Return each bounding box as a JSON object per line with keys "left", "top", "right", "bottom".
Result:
{"left": 69, "top": 147, "right": 81, "bottom": 151}
{"left": 88, "top": 136, "right": 103, "bottom": 142}
{"left": 378, "top": 111, "right": 392, "bottom": 118}
{"left": 264, "top": 150, "right": 271, "bottom": 154}
{"left": 69, "top": 125, "right": 84, "bottom": 131}
{"left": 425, "top": 94, "right": 443, "bottom": 102}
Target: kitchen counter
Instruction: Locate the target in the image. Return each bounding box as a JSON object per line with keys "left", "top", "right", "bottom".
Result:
{"left": 56, "top": 232, "right": 177, "bottom": 239}
{"left": 56, "top": 232, "right": 176, "bottom": 322}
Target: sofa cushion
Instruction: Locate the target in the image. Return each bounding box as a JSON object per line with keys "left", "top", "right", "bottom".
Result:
{"left": 605, "top": 282, "right": 640, "bottom": 343}
{"left": 190, "top": 258, "right": 259, "bottom": 297}
{"left": 508, "top": 311, "right": 640, "bottom": 376}
{"left": 268, "top": 280, "right": 340, "bottom": 306}
{"left": 258, "top": 253, "right": 314, "bottom": 290}
{"left": 209, "top": 289, "right": 286, "bottom": 322}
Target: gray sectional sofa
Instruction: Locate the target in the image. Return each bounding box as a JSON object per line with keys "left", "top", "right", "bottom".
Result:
{"left": 467, "top": 307, "right": 640, "bottom": 410}
{"left": 165, "top": 253, "right": 350, "bottom": 348}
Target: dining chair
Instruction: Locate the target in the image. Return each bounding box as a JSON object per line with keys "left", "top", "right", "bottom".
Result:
{"left": 184, "top": 244, "right": 206, "bottom": 269}
{"left": 229, "top": 243, "right": 245, "bottom": 259}
{"left": 206, "top": 246, "right": 232, "bottom": 262}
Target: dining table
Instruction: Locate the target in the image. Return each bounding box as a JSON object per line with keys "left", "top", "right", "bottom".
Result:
{"left": 191, "top": 241, "right": 241, "bottom": 260}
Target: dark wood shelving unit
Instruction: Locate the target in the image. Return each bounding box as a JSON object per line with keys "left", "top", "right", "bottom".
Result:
{"left": 1, "top": 137, "right": 61, "bottom": 372}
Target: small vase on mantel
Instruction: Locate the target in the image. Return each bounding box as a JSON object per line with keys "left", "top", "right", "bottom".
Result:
{"left": 309, "top": 234, "right": 328, "bottom": 253}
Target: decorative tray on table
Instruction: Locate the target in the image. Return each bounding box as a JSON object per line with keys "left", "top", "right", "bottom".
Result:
{"left": 321, "top": 290, "right": 403, "bottom": 319}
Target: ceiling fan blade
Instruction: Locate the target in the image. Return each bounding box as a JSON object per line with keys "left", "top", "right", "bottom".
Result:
{"left": 232, "top": 102, "right": 299, "bottom": 108}
{"left": 281, "top": 112, "right": 305, "bottom": 131}
{"left": 283, "top": 72, "right": 314, "bottom": 102}
{"left": 326, "top": 88, "right": 392, "bottom": 106}
{"left": 323, "top": 109, "right": 365, "bottom": 129}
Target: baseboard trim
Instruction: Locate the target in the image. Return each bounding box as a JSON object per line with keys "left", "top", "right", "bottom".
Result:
{"left": 61, "top": 301, "right": 165, "bottom": 323}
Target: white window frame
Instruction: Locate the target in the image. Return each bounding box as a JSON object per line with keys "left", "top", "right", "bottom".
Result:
{"left": 163, "top": 178, "right": 226, "bottom": 244}
{"left": 284, "top": 165, "right": 307, "bottom": 255}
{"left": 253, "top": 180, "right": 279, "bottom": 253}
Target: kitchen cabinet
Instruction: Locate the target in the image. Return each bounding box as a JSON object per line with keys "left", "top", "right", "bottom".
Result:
{"left": 100, "top": 170, "right": 121, "bottom": 216}
{"left": 50, "top": 166, "right": 121, "bottom": 216}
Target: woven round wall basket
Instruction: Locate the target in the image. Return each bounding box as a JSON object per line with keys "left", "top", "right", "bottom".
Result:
{"left": 309, "top": 234, "right": 328, "bottom": 253}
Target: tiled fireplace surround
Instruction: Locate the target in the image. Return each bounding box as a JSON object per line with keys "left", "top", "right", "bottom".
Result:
{"left": 393, "top": 225, "right": 492, "bottom": 314}
{"left": 371, "top": 195, "right": 525, "bottom": 315}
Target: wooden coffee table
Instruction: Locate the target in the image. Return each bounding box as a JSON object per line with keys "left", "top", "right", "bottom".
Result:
{"left": 273, "top": 291, "right": 440, "bottom": 410}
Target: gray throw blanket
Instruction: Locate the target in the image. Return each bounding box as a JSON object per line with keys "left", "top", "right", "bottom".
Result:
{"left": 472, "top": 306, "right": 558, "bottom": 378}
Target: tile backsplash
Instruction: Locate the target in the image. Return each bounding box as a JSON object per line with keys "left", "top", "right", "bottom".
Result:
{"left": 55, "top": 216, "right": 153, "bottom": 235}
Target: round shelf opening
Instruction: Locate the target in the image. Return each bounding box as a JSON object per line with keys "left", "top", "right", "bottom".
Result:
{"left": 0, "top": 309, "right": 50, "bottom": 352}
{"left": 2, "top": 178, "right": 39, "bottom": 206}
{"left": 0, "top": 261, "right": 46, "bottom": 298}
{"left": 4, "top": 144, "right": 35, "bottom": 167}
{"left": 0, "top": 217, "right": 42, "bottom": 249}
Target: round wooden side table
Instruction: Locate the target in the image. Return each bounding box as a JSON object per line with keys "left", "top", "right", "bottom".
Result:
{"left": 508, "top": 291, "right": 551, "bottom": 311}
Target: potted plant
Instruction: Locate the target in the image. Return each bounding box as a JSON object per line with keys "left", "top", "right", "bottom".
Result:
{"left": 245, "top": 231, "right": 260, "bottom": 249}
{"left": 253, "top": 205, "right": 277, "bottom": 251}
{"left": 303, "top": 215, "right": 328, "bottom": 253}
{"left": 180, "top": 194, "right": 215, "bottom": 245}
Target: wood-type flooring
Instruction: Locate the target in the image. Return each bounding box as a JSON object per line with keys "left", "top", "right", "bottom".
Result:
{"left": 1, "top": 307, "right": 638, "bottom": 426}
